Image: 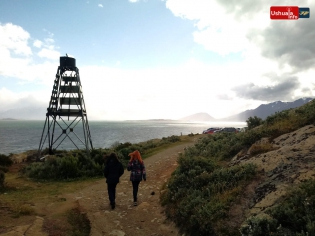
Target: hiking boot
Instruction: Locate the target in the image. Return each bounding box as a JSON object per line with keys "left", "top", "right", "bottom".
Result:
{"left": 111, "top": 202, "right": 115, "bottom": 209}
{"left": 133, "top": 202, "right": 137, "bottom": 206}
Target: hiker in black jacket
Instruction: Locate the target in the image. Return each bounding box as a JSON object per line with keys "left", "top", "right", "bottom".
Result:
{"left": 103, "top": 153, "right": 124, "bottom": 209}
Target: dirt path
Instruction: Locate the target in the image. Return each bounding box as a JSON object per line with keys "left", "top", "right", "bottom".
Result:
{"left": 0, "top": 139, "right": 197, "bottom": 236}
{"left": 63, "top": 142, "right": 194, "bottom": 236}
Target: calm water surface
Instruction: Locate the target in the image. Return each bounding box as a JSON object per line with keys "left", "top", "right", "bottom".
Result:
{"left": 0, "top": 120, "right": 246, "bottom": 155}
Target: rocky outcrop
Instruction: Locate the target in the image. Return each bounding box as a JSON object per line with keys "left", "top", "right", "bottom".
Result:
{"left": 230, "top": 125, "right": 315, "bottom": 216}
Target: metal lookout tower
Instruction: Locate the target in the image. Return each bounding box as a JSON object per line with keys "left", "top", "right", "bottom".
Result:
{"left": 38, "top": 56, "right": 93, "bottom": 158}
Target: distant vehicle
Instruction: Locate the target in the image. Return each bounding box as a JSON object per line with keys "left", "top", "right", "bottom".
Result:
{"left": 216, "top": 127, "right": 238, "bottom": 133}
{"left": 203, "top": 127, "right": 221, "bottom": 134}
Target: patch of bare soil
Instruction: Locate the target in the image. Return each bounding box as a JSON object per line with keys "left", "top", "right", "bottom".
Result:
{"left": 0, "top": 139, "right": 197, "bottom": 236}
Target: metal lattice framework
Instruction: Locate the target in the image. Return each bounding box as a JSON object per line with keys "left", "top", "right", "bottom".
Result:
{"left": 38, "top": 56, "right": 93, "bottom": 158}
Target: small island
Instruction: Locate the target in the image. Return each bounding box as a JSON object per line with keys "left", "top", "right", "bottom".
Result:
{"left": 0, "top": 118, "right": 18, "bottom": 121}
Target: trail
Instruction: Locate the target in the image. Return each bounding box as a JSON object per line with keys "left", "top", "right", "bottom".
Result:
{"left": 0, "top": 140, "right": 196, "bottom": 236}
{"left": 65, "top": 142, "right": 193, "bottom": 236}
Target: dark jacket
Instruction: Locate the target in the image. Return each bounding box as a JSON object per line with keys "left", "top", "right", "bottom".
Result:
{"left": 127, "top": 160, "right": 146, "bottom": 182}
{"left": 104, "top": 158, "right": 124, "bottom": 184}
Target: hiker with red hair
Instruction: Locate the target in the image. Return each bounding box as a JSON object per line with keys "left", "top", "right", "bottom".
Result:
{"left": 127, "top": 150, "right": 146, "bottom": 206}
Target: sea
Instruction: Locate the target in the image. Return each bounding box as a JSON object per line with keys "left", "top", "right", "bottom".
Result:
{"left": 0, "top": 120, "right": 246, "bottom": 155}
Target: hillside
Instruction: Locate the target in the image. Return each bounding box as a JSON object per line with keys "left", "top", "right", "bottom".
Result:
{"left": 181, "top": 97, "right": 313, "bottom": 122}
{"left": 162, "top": 99, "right": 315, "bottom": 235}
{"left": 230, "top": 124, "right": 315, "bottom": 233}
{"left": 224, "top": 97, "right": 314, "bottom": 121}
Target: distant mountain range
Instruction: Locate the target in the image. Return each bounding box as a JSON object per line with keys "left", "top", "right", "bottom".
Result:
{"left": 0, "top": 107, "right": 46, "bottom": 120}
{"left": 180, "top": 112, "right": 216, "bottom": 122}
{"left": 179, "top": 97, "right": 314, "bottom": 122}
{"left": 1, "top": 98, "right": 313, "bottom": 122}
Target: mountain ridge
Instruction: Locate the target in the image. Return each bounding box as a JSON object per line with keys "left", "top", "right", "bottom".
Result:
{"left": 180, "top": 97, "right": 314, "bottom": 122}
{"left": 179, "top": 112, "right": 216, "bottom": 121}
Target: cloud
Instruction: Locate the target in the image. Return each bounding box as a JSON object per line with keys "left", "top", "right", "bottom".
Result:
{"left": 249, "top": 18, "right": 315, "bottom": 71}
{"left": 98, "top": 4, "right": 103, "bottom": 7}
{"left": 166, "top": 0, "right": 315, "bottom": 72}
{"left": 0, "top": 23, "right": 32, "bottom": 56}
{"left": 78, "top": 61, "right": 270, "bottom": 120}
{"left": 43, "top": 28, "right": 54, "bottom": 38}
{"left": 33, "top": 40, "right": 43, "bottom": 48}
{"left": 38, "top": 48, "right": 60, "bottom": 60}
{"left": 0, "top": 23, "right": 60, "bottom": 82}
{"left": 215, "top": 0, "right": 315, "bottom": 73}
{"left": 45, "top": 38, "right": 54, "bottom": 44}
{"left": 165, "top": 0, "right": 315, "bottom": 104}
{"left": 129, "top": 0, "right": 139, "bottom": 3}
{"left": 193, "top": 26, "right": 248, "bottom": 56}
{"left": 216, "top": 94, "right": 234, "bottom": 100}
{"left": 165, "top": 0, "right": 259, "bottom": 55}
{"left": 232, "top": 76, "right": 300, "bottom": 101}
{"left": 0, "top": 87, "right": 48, "bottom": 111}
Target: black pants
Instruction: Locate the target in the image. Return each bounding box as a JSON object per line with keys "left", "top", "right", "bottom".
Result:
{"left": 107, "top": 183, "right": 117, "bottom": 204}
{"left": 132, "top": 181, "right": 140, "bottom": 202}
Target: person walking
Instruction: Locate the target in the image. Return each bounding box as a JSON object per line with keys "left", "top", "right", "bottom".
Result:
{"left": 103, "top": 153, "right": 124, "bottom": 209}
{"left": 127, "top": 150, "right": 146, "bottom": 206}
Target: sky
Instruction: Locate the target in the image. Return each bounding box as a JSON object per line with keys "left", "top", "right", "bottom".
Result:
{"left": 0, "top": 0, "right": 314, "bottom": 120}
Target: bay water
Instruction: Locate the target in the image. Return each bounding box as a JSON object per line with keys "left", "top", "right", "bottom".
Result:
{"left": 0, "top": 120, "right": 246, "bottom": 155}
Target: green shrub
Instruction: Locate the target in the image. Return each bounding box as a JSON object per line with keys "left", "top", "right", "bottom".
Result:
{"left": 163, "top": 100, "right": 315, "bottom": 235}
{"left": 240, "top": 215, "right": 277, "bottom": 236}
{"left": 162, "top": 135, "right": 181, "bottom": 143}
{"left": 23, "top": 134, "right": 184, "bottom": 180}
{"left": 267, "top": 178, "right": 315, "bottom": 235}
{"left": 246, "top": 116, "right": 263, "bottom": 130}
{"left": 23, "top": 153, "right": 103, "bottom": 180}
{"left": 162, "top": 152, "right": 257, "bottom": 235}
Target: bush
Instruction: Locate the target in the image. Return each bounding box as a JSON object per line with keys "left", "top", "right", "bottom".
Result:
{"left": 23, "top": 134, "right": 184, "bottom": 180}
{"left": 162, "top": 135, "right": 181, "bottom": 143}
{"left": 267, "top": 178, "right": 315, "bottom": 235}
{"left": 162, "top": 152, "right": 257, "bottom": 235}
{"left": 23, "top": 152, "right": 103, "bottom": 180}
{"left": 240, "top": 215, "right": 277, "bottom": 236}
{"left": 246, "top": 116, "right": 263, "bottom": 130}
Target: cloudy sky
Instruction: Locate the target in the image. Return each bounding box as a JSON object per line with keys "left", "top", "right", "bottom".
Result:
{"left": 0, "top": 0, "right": 314, "bottom": 120}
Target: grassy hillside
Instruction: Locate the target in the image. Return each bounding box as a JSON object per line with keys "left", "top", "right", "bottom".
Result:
{"left": 161, "top": 99, "right": 315, "bottom": 236}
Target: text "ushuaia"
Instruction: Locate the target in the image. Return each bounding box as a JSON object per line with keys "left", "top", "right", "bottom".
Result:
{"left": 270, "top": 6, "right": 299, "bottom": 20}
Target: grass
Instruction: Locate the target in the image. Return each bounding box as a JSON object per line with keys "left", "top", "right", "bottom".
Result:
{"left": 10, "top": 203, "right": 35, "bottom": 218}
{"left": 66, "top": 207, "right": 90, "bottom": 236}
{"left": 141, "top": 135, "right": 195, "bottom": 159}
